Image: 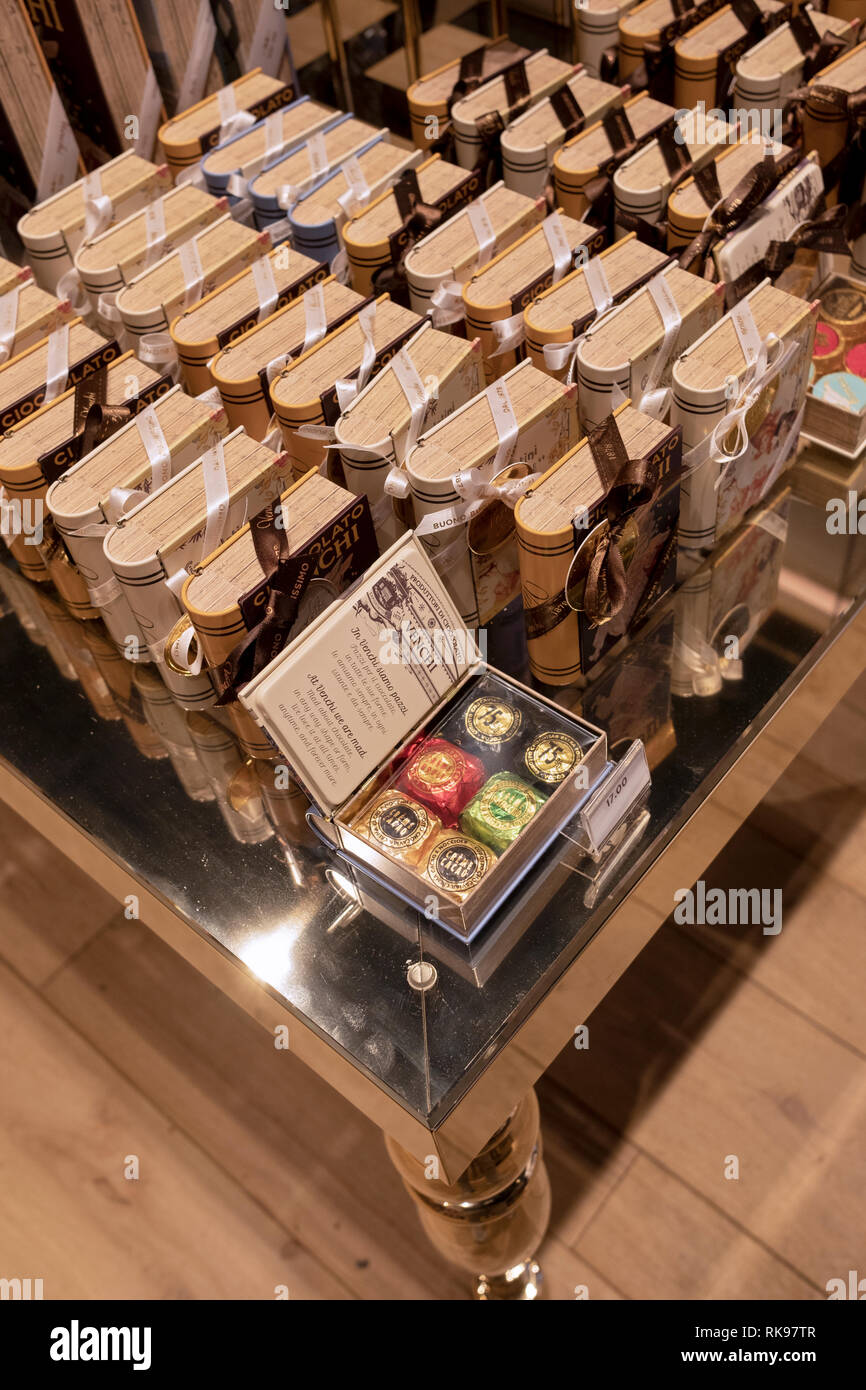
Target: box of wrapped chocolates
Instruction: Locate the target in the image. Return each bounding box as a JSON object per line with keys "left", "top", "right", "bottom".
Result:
{"left": 239, "top": 533, "right": 615, "bottom": 937}
{"left": 802, "top": 274, "right": 866, "bottom": 460}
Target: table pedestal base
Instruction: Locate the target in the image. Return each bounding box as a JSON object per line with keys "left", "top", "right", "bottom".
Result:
{"left": 386, "top": 1090, "right": 550, "bottom": 1300}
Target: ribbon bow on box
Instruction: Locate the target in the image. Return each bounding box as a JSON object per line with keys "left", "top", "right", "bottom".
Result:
{"left": 763, "top": 202, "right": 850, "bottom": 276}
{"left": 524, "top": 413, "right": 676, "bottom": 643}
{"left": 787, "top": 9, "right": 849, "bottom": 85}
{"left": 371, "top": 168, "right": 447, "bottom": 304}
{"left": 40, "top": 368, "right": 132, "bottom": 487}
{"left": 571, "top": 414, "right": 667, "bottom": 628}
{"left": 678, "top": 144, "right": 800, "bottom": 281}
{"left": 451, "top": 464, "right": 538, "bottom": 521}
{"left": 784, "top": 83, "right": 866, "bottom": 198}
{"left": 682, "top": 329, "right": 802, "bottom": 502}
{"left": 170, "top": 493, "right": 367, "bottom": 699}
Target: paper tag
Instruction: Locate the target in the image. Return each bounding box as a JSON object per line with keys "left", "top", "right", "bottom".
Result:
{"left": 144, "top": 198, "right": 167, "bottom": 266}
{"left": 583, "top": 254, "right": 613, "bottom": 315}
{"left": 136, "top": 65, "right": 162, "bottom": 158}
{"left": 246, "top": 0, "right": 289, "bottom": 75}
{"left": 467, "top": 199, "right": 495, "bottom": 265}
{"left": 730, "top": 297, "right": 761, "bottom": 367}
{"left": 542, "top": 212, "right": 571, "bottom": 282}
{"left": 178, "top": 238, "right": 205, "bottom": 307}
{"left": 579, "top": 741, "right": 650, "bottom": 855}
{"left": 37, "top": 88, "right": 79, "bottom": 202}
{"left": 252, "top": 255, "right": 279, "bottom": 322}
{"left": 177, "top": 0, "right": 218, "bottom": 113}
{"left": 136, "top": 405, "right": 172, "bottom": 491}
{"left": 43, "top": 324, "right": 70, "bottom": 403}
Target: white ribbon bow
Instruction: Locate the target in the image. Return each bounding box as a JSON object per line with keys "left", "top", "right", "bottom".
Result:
{"left": 383, "top": 466, "right": 411, "bottom": 498}
{"left": 683, "top": 333, "right": 797, "bottom": 483}
{"left": 56, "top": 268, "right": 92, "bottom": 318}
{"left": 490, "top": 311, "right": 525, "bottom": 357}
{"left": 219, "top": 109, "right": 256, "bottom": 143}
{"left": 83, "top": 192, "right": 113, "bottom": 242}
{"left": 451, "top": 465, "right": 538, "bottom": 521}
{"left": 138, "top": 333, "right": 180, "bottom": 379}
{"left": 430, "top": 279, "right": 465, "bottom": 328}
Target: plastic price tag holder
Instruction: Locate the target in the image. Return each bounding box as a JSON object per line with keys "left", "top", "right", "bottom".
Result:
{"left": 578, "top": 739, "right": 650, "bottom": 859}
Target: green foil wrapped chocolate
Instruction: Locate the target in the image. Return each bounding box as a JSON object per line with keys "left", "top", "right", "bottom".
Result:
{"left": 460, "top": 772, "right": 548, "bottom": 853}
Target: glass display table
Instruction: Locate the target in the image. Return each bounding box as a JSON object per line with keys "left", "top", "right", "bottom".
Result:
{"left": 1, "top": 473, "right": 863, "bottom": 1299}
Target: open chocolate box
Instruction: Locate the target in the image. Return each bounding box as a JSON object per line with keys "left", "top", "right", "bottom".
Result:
{"left": 241, "top": 534, "right": 650, "bottom": 938}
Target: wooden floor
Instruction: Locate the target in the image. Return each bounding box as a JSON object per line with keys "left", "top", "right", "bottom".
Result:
{"left": 1, "top": 674, "right": 864, "bottom": 1301}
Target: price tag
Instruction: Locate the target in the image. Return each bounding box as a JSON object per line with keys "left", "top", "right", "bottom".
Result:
{"left": 579, "top": 740, "right": 650, "bottom": 856}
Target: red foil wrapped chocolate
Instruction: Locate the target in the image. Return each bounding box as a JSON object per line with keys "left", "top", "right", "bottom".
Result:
{"left": 396, "top": 737, "right": 486, "bottom": 827}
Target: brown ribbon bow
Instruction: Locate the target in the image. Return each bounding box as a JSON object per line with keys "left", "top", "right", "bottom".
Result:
{"left": 372, "top": 168, "right": 444, "bottom": 303}
{"left": 581, "top": 416, "right": 661, "bottom": 626}
{"left": 213, "top": 498, "right": 317, "bottom": 704}
{"left": 724, "top": 199, "right": 850, "bottom": 302}
{"left": 764, "top": 202, "right": 851, "bottom": 275}
{"left": 785, "top": 81, "right": 866, "bottom": 148}
{"left": 678, "top": 147, "right": 799, "bottom": 279}
{"left": 40, "top": 369, "right": 131, "bottom": 485}
{"left": 788, "top": 9, "right": 847, "bottom": 84}
{"left": 580, "top": 107, "right": 642, "bottom": 231}
{"left": 446, "top": 43, "right": 487, "bottom": 115}
{"left": 213, "top": 496, "right": 373, "bottom": 704}
{"left": 523, "top": 416, "right": 673, "bottom": 642}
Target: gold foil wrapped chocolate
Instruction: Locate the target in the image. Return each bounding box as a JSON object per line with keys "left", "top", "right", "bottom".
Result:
{"left": 421, "top": 832, "right": 495, "bottom": 898}
{"left": 524, "top": 731, "right": 584, "bottom": 785}
{"left": 353, "top": 790, "right": 441, "bottom": 868}
{"left": 462, "top": 693, "right": 523, "bottom": 747}
{"left": 460, "top": 772, "right": 548, "bottom": 853}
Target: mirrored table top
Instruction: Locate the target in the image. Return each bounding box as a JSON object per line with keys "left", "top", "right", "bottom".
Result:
{"left": 1, "top": 474, "right": 863, "bottom": 1128}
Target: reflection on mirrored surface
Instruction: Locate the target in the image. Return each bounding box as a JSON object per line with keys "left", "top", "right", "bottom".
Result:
{"left": 0, "top": 471, "right": 863, "bottom": 1125}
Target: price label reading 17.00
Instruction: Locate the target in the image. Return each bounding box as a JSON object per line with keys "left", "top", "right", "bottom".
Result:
{"left": 580, "top": 740, "right": 650, "bottom": 855}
